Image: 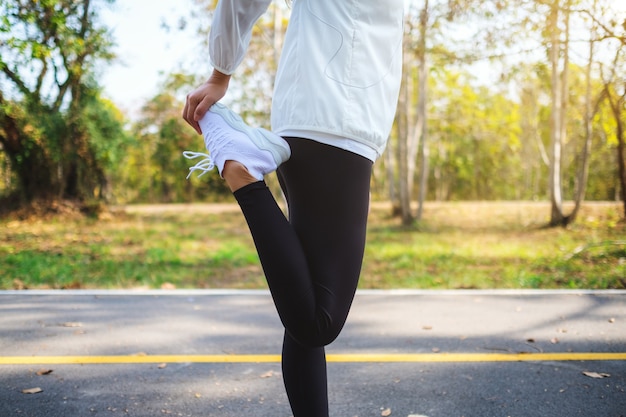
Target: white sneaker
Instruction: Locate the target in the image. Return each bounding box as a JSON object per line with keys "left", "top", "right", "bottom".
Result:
{"left": 184, "top": 103, "right": 291, "bottom": 181}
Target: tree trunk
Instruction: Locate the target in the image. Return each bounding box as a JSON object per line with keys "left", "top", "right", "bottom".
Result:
{"left": 570, "top": 1, "right": 597, "bottom": 223}
{"left": 607, "top": 88, "right": 626, "bottom": 217}
{"left": 617, "top": 119, "right": 626, "bottom": 218}
{"left": 386, "top": 135, "right": 397, "bottom": 210}
{"left": 548, "top": 0, "right": 569, "bottom": 227}
{"left": 415, "top": 1, "right": 429, "bottom": 221}
{"left": 396, "top": 64, "right": 413, "bottom": 225}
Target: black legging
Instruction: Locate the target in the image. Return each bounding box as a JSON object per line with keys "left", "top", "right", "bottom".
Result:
{"left": 232, "top": 137, "right": 373, "bottom": 417}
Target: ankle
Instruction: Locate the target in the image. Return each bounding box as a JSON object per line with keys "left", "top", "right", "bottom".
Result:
{"left": 223, "top": 160, "right": 258, "bottom": 192}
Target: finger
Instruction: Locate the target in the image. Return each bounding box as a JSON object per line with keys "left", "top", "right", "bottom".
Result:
{"left": 194, "top": 96, "right": 215, "bottom": 122}
{"left": 189, "top": 118, "right": 201, "bottom": 135}
{"left": 182, "top": 100, "right": 190, "bottom": 122}
{"left": 183, "top": 99, "right": 202, "bottom": 134}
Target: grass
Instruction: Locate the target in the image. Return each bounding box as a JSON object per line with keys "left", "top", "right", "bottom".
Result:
{"left": 0, "top": 201, "right": 624, "bottom": 290}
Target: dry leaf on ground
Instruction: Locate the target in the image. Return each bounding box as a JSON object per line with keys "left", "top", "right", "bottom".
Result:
{"left": 582, "top": 371, "right": 610, "bottom": 379}
{"left": 381, "top": 408, "right": 392, "bottom": 416}
{"left": 22, "top": 387, "right": 43, "bottom": 394}
{"left": 36, "top": 369, "right": 53, "bottom": 376}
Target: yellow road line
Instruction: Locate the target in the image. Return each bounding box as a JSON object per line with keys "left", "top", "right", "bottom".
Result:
{"left": 1, "top": 352, "right": 625, "bottom": 365}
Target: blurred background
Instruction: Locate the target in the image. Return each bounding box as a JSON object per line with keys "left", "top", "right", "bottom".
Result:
{"left": 1, "top": 0, "right": 625, "bottom": 290}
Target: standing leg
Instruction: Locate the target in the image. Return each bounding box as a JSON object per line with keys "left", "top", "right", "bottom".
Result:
{"left": 281, "top": 332, "right": 328, "bottom": 417}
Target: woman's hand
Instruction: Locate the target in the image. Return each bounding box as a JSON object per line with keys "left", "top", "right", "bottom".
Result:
{"left": 183, "top": 69, "right": 231, "bottom": 134}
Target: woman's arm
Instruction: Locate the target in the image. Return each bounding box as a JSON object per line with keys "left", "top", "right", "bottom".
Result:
{"left": 183, "top": 0, "right": 273, "bottom": 133}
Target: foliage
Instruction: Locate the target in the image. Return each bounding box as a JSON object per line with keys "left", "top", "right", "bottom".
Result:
{"left": 1, "top": 202, "right": 623, "bottom": 290}
{"left": 0, "top": 0, "right": 121, "bottom": 208}
{"left": 112, "top": 73, "right": 232, "bottom": 204}
{"left": 1, "top": 0, "right": 625, "bottom": 215}
{"left": 374, "top": 0, "right": 625, "bottom": 220}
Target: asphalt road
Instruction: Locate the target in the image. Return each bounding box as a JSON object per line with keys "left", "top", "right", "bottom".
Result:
{"left": 1, "top": 289, "right": 625, "bottom": 417}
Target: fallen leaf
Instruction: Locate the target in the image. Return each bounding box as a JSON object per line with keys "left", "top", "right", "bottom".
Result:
{"left": 194, "top": 393, "right": 201, "bottom": 398}
{"left": 22, "top": 387, "right": 43, "bottom": 394}
{"left": 582, "top": 371, "right": 610, "bottom": 379}
{"left": 36, "top": 369, "right": 53, "bottom": 376}
{"left": 422, "top": 325, "right": 433, "bottom": 330}
{"left": 157, "top": 363, "right": 167, "bottom": 369}
{"left": 608, "top": 318, "right": 615, "bottom": 323}
{"left": 13, "top": 279, "right": 27, "bottom": 290}
{"left": 526, "top": 338, "right": 535, "bottom": 343}
{"left": 381, "top": 408, "right": 392, "bottom": 416}
{"left": 550, "top": 338, "right": 559, "bottom": 344}
{"left": 260, "top": 370, "right": 274, "bottom": 378}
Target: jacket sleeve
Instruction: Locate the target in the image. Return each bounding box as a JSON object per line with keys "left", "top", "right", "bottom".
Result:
{"left": 209, "top": 0, "right": 273, "bottom": 75}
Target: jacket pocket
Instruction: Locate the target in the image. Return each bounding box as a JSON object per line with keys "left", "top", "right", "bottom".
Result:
{"left": 306, "top": 0, "right": 403, "bottom": 89}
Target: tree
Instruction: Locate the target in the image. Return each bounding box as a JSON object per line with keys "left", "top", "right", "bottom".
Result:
{"left": 602, "top": 47, "right": 626, "bottom": 216}
{"left": 546, "top": 0, "right": 626, "bottom": 223}
{"left": 0, "top": 0, "right": 118, "bottom": 210}
{"left": 546, "top": 0, "right": 571, "bottom": 226}
{"left": 392, "top": 0, "right": 440, "bottom": 225}
{"left": 415, "top": 1, "right": 430, "bottom": 221}
{"left": 474, "top": 0, "right": 623, "bottom": 225}
{"left": 591, "top": 1, "right": 626, "bottom": 216}
{"left": 569, "top": 0, "right": 599, "bottom": 222}
{"left": 121, "top": 73, "right": 232, "bottom": 203}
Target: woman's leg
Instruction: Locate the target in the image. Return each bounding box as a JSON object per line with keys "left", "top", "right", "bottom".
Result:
{"left": 232, "top": 138, "right": 372, "bottom": 347}
{"left": 281, "top": 332, "right": 328, "bottom": 417}
{"left": 232, "top": 138, "right": 372, "bottom": 417}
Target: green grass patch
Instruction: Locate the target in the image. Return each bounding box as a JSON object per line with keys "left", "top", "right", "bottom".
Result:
{"left": 1, "top": 202, "right": 624, "bottom": 290}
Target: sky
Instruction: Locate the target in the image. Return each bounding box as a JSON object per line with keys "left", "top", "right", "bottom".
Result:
{"left": 100, "top": 0, "right": 203, "bottom": 118}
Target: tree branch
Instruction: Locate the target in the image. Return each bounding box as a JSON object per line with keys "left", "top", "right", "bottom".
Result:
{"left": 0, "top": 64, "right": 32, "bottom": 99}
{"left": 575, "top": 8, "right": 626, "bottom": 46}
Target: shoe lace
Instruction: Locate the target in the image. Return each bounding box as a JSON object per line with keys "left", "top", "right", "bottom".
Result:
{"left": 183, "top": 120, "right": 235, "bottom": 179}
{"left": 182, "top": 151, "right": 215, "bottom": 179}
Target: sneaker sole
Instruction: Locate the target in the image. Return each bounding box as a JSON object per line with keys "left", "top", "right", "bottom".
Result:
{"left": 209, "top": 103, "right": 291, "bottom": 166}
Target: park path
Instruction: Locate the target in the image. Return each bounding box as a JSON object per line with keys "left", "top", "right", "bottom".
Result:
{"left": 1, "top": 289, "right": 625, "bottom": 417}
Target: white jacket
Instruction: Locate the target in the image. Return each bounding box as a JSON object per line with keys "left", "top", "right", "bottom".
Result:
{"left": 210, "top": 0, "right": 404, "bottom": 161}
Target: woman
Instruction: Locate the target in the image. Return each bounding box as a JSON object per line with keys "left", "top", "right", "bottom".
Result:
{"left": 183, "top": 0, "right": 404, "bottom": 415}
